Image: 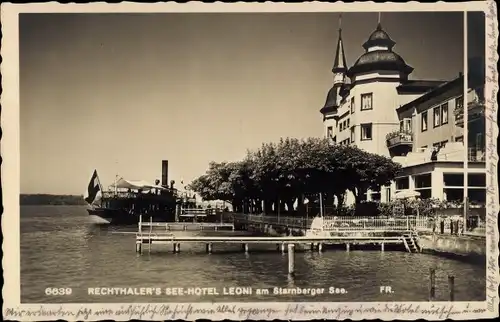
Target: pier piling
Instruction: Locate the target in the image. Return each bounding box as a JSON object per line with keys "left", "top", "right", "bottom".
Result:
{"left": 310, "top": 243, "right": 315, "bottom": 251}
{"left": 318, "top": 243, "right": 323, "bottom": 253}
{"left": 136, "top": 242, "right": 141, "bottom": 253}
{"left": 448, "top": 275, "right": 455, "bottom": 301}
{"left": 346, "top": 243, "right": 350, "bottom": 252}
{"left": 288, "top": 244, "right": 295, "bottom": 276}
{"left": 243, "top": 243, "right": 249, "bottom": 253}
{"left": 429, "top": 268, "right": 436, "bottom": 301}
{"left": 206, "top": 243, "right": 213, "bottom": 253}
{"left": 281, "top": 243, "right": 286, "bottom": 254}
{"left": 381, "top": 243, "right": 385, "bottom": 252}
{"left": 173, "top": 243, "right": 180, "bottom": 253}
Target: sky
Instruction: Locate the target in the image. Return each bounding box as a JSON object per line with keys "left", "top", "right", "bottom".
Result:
{"left": 19, "top": 11, "right": 471, "bottom": 194}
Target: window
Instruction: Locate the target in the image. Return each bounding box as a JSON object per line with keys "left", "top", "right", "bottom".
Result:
{"left": 385, "top": 187, "right": 391, "bottom": 203}
{"left": 347, "top": 118, "right": 350, "bottom": 128}
{"left": 421, "top": 111, "right": 428, "bottom": 132}
{"left": 414, "top": 173, "right": 432, "bottom": 188}
{"left": 455, "top": 136, "right": 464, "bottom": 142}
{"left": 327, "top": 126, "right": 333, "bottom": 139}
{"left": 361, "top": 123, "right": 372, "bottom": 141}
{"left": 433, "top": 106, "right": 441, "bottom": 127}
{"left": 456, "top": 96, "right": 464, "bottom": 113}
{"left": 468, "top": 174, "right": 486, "bottom": 187}
{"left": 350, "top": 127, "right": 355, "bottom": 142}
{"left": 441, "top": 102, "right": 449, "bottom": 124}
{"left": 433, "top": 140, "right": 448, "bottom": 149}
{"left": 396, "top": 177, "right": 409, "bottom": 190}
{"left": 444, "top": 173, "right": 464, "bottom": 187}
{"left": 399, "top": 120, "right": 404, "bottom": 131}
{"left": 405, "top": 118, "right": 412, "bottom": 132}
{"left": 361, "top": 93, "right": 373, "bottom": 110}
{"left": 350, "top": 97, "right": 355, "bottom": 113}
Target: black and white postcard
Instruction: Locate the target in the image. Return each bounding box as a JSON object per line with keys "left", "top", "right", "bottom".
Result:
{"left": 1, "top": 2, "right": 499, "bottom": 320}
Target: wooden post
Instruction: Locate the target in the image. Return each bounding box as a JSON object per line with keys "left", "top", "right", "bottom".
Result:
{"left": 139, "top": 214, "right": 143, "bottom": 234}
{"left": 346, "top": 243, "right": 350, "bottom": 252}
{"left": 281, "top": 243, "right": 286, "bottom": 254}
{"left": 310, "top": 243, "right": 315, "bottom": 251}
{"left": 318, "top": 243, "right": 323, "bottom": 253}
{"left": 381, "top": 243, "right": 385, "bottom": 252}
{"left": 448, "top": 275, "right": 455, "bottom": 301}
{"left": 288, "top": 244, "right": 295, "bottom": 276}
{"left": 429, "top": 268, "right": 436, "bottom": 301}
{"left": 206, "top": 243, "right": 212, "bottom": 253}
{"left": 173, "top": 243, "right": 180, "bottom": 253}
{"left": 136, "top": 242, "right": 141, "bottom": 253}
{"left": 244, "top": 243, "right": 249, "bottom": 253}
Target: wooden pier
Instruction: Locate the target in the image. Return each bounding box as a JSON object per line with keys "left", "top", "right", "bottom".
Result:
{"left": 134, "top": 214, "right": 422, "bottom": 255}
{"left": 135, "top": 234, "right": 411, "bottom": 253}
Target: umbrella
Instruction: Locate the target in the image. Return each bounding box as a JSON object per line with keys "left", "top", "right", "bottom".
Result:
{"left": 394, "top": 189, "right": 421, "bottom": 200}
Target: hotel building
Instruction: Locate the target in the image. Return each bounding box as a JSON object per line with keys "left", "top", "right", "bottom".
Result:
{"left": 320, "top": 19, "right": 486, "bottom": 208}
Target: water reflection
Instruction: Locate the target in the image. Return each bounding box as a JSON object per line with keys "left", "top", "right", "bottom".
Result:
{"left": 21, "top": 206, "right": 486, "bottom": 303}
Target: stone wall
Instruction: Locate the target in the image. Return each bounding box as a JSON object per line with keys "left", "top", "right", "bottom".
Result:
{"left": 418, "top": 233, "right": 486, "bottom": 257}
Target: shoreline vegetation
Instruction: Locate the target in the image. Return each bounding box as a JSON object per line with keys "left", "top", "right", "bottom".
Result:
{"left": 20, "top": 194, "right": 86, "bottom": 206}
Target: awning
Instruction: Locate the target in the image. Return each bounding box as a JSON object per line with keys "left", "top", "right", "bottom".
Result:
{"left": 109, "top": 177, "right": 168, "bottom": 192}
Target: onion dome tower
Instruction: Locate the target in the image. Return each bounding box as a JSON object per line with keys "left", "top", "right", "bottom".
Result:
{"left": 347, "top": 19, "right": 413, "bottom": 81}
{"left": 320, "top": 15, "right": 348, "bottom": 118}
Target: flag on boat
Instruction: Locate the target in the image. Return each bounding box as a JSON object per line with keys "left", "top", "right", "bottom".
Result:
{"left": 84, "top": 170, "right": 102, "bottom": 205}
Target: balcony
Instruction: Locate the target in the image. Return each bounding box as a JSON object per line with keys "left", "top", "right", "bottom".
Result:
{"left": 468, "top": 147, "right": 486, "bottom": 162}
{"left": 386, "top": 130, "right": 413, "bottom": 157}
{"left": 454, "top": 99, "right": 485, "bottom": 127}
{"left": 386, "top": 130, "right": 413, "bottom": 148}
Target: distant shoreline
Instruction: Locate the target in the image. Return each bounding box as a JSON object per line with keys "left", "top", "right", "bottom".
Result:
{"left": 20, "top": 194, "right": 87, "bottom": 206}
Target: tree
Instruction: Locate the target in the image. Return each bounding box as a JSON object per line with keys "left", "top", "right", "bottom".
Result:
{"left": 189, "top": 137, "right": 402, "bottom": 216}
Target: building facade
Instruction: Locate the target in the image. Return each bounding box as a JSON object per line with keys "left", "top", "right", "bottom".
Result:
{"left": 320, "top": 19, "right": 486, "bottom": 207}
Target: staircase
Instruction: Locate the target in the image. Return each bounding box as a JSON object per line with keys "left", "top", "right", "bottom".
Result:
{"left": 402, "top": 230, "right": 421, "bottom": 253}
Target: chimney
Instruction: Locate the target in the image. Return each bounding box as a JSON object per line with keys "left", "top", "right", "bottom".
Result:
{"left": 161, "top": 160, "right": 169, "bottom": 187}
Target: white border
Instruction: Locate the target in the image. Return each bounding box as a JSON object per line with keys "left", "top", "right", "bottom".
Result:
{"left": 1, "top": 2, "right": 498, "bottom": 320}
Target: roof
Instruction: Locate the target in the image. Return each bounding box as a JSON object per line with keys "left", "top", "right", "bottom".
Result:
{"left": 320, "top": 86, "right": 339, "bottom": 114}
{"left": 332, "top": 28, "right": 348, "bottom": 73}
{"left": 397, "top": 75, "right": 464, "bottom": 113}
{"left": 347, "top": 50, "right": 414, "bottom": 77}
{"left": 347, "top": 23, "right": 413, "bottom": 78}
{"left": 362, "top": 23, "right": 396, "bottom": 50}
{"left": 396, "top": 80, "right": 447, "bottom": 94}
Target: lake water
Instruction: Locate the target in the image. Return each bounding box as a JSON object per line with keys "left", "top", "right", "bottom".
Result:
{"left": 20, "top": 206, "right": 486, "bottom": 303}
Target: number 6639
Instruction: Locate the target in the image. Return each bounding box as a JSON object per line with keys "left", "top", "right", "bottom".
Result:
{"left": 45, "top": 287, "right": 72, "bottom": 296}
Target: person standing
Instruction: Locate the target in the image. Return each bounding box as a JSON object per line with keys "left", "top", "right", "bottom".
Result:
{"left": 440, "top": 218, "right": 445, "bottom": 234}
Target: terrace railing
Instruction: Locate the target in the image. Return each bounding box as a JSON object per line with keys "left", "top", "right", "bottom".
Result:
{"left": 223, "top": 213, "right": 433, "bottom": 232}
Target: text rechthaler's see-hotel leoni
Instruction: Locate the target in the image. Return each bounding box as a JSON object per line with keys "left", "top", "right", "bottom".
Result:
{"left": 320, "top": 17, "right": 486, "bottom": 208}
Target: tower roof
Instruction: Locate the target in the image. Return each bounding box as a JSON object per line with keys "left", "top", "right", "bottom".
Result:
{"left": 320, "top": 86, "right": 339, "bottom": 115}
{"left": 362, "top": 23, "right": 396, "bottom": 50}
{"left": 347, "top": 22, "right": 413, "bottom": 78}
{"left": 332, "top": 28, "right": 348, "bottom": 73}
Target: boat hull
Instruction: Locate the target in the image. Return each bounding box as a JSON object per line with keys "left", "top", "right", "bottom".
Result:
{"left": 87, "top": 208, "right": 172, "bottom": 225}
